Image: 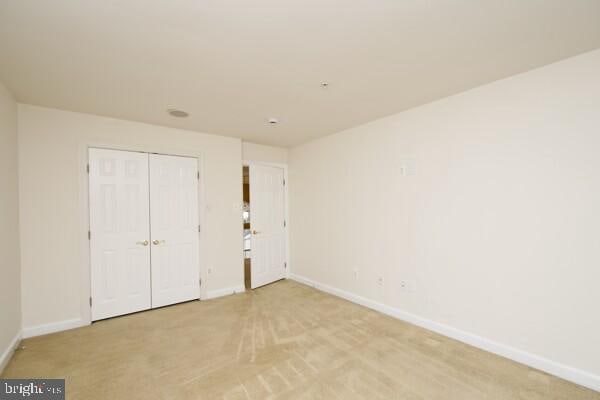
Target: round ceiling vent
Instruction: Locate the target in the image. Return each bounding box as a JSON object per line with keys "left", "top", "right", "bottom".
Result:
{"left": 167, "top": 109, "right": 189, "bottom": 118}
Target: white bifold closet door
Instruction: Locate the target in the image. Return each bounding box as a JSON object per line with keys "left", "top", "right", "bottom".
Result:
{"left": 250, "top": 164, "right": 286, "bottom": 289}
{"left": 149, "top": 153, "right": 200, "bottom": 308}
{"left": 89, "top": 148, "right": 199, "bottom": 321}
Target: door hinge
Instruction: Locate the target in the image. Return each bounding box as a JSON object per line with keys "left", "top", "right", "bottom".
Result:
{"left": 283, "top": 178, "right": 286, "bottom": 186}
{"left": 86, "top": 164, "right": 90, "bottom": 174}
{"left": 197, "top": 171, "right": 200, "bottom": 180}
{"left": 198, "top": 224, "right": 201, "bottom": 233}
{"left": 199, "top": 278, "right": 202, "bottom": 287}
{"left": 88, "top": 230, "right": 91, "bottom": 240}
{"left": 284, "top": 220, "right": 286, "bottom": 228}
{"left": 284, "top": 262, "right": 287, "bottom": 269}
{"left": 89, "top": 297, "right": 92, "bottom": 307}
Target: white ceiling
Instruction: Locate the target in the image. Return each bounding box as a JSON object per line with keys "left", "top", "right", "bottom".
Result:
{"left": 1, "top": 1, "right": 599, "bottom": 147}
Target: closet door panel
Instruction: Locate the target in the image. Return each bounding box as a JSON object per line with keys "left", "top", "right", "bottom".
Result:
{"left": 149, "top": 154, "right": 200, "bottom": 308}
{"left": 89, "top": 148, "right": 151, "bottom": 321}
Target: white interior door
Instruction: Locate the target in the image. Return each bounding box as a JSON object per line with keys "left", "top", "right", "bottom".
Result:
{"left": 89, "top": 148, "right": 151, "bottom": 321}
{"left": 149, "top": 154, "right": 200, "bottom": 307}
{"left": 250, "top": 164, "right": 286, "bottom": 289}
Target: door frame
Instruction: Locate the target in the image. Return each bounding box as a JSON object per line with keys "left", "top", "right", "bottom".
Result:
{"left": 79, "top": 143, "right": 206, "bottom": 326}
{"left": 242, "top": 161, "right": 290, "bottom": 285}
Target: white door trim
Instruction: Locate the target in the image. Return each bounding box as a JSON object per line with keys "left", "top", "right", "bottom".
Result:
{"left": 79, "top": 143, "right": 207, "bottom": 326}
{"left": 242, "top": 161, "right": 290, "bottom": 282}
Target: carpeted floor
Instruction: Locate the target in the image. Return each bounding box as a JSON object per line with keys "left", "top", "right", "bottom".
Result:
{"left": 3, "top": 280, "right": 598, "bottom": 399}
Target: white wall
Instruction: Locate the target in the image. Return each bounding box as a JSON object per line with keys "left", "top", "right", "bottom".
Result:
{"left": 289, "top": 49, "right": 600, "bottom": 387}
{"left": 18, "top": 105, "right": 244, "bottom": 332}
{"left": 0, "top": 81, "right": 21, "bottom": 371}
{"left": 242, "top": 141, "right": 288, "bottom": 164}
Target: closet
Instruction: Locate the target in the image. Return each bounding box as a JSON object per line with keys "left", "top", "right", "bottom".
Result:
{"left": 88, "top": 148, "right": 200, "bottom": 321}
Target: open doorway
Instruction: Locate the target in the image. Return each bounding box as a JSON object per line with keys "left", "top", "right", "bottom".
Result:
{"left": 243, "top": 166, "right": 251, "bottom": 289}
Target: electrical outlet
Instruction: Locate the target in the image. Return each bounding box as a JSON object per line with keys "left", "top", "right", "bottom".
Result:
{"left": 377, "top": 276, "right": 384, "bottom": 286}
{"left": 400, "top": 279, "right": 416, "bottom": 293}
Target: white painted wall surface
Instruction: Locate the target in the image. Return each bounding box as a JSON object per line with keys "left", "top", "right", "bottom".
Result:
{"left": 0, "top": 81, "right": 21, "bottom": 371}
{"left": 242, "top": 142, "right": 288, "bottom": 164}
{"left": 289, "top": 50, "right": 600, "bottom": 384}
{"left": 18, "top": 105, "right": 243, "bottom": 331}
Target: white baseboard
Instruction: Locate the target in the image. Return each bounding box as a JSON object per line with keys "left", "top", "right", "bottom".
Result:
{"left": 289, "top": 273, "right": 600, "bottom": 393}
{"left": 0, "top": 330, "right": 22, "bottom": 374}
{"left": 20, "top": 288, "right": 246, "bottom": 339}
{"left": 205, "top": 285, "right": 246, "bottom": 300}
{"left": 22, "top": 318, "right": 88, "bottom": 339}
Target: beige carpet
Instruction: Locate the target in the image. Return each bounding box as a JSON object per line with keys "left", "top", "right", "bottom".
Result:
{"left": 3, "top": 280, "right": 598, "bottom": 399}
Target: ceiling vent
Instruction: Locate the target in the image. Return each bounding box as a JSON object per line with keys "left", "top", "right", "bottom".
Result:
{"left": 167, "top": 109, "right": 189, "bottom": 118}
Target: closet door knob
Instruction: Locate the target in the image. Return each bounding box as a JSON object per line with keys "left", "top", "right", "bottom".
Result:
{"left": 136, "top": 240, "right": 149, "bottom": 246}
{"left": 152, "top": 239, "right": 165, "bottom": 245}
